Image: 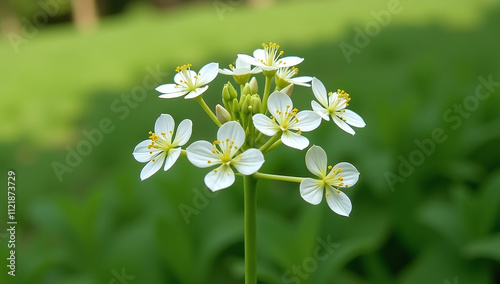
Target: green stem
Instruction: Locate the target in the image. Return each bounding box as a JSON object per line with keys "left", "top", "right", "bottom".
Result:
{"left": 258, "top": 132, "right": 281, "bottom": 153}
{"left": 260, "top": 76, "right": 273, "bottom": 114}
{"left": 263, "top": 139, "right": 282, "bottom": 154}
{"left": 253, "top": 172, "right": 305, "bottom": 183}
{"left": 244, "top": 175, "right": 258, "bottom": 284}
{"left": 196, "top": 97, "right": 222, "bottom": 127}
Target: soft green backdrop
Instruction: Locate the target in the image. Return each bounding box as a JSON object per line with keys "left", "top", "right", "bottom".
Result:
{"left": 1, "top": 0, "right": 499, "bottom": 283}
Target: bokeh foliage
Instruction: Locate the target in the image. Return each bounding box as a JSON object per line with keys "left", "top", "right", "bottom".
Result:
{"left": 1, "top": 0, "right": 499, "bottom": 283}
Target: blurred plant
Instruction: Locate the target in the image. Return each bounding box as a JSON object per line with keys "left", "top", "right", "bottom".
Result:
{"left": 132, "top": 42, "right": 366, "bottom": 283}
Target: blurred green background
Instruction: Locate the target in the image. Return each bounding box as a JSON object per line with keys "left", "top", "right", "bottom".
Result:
{"left": 1, "top": 0, "right": 500, "bottom": 283}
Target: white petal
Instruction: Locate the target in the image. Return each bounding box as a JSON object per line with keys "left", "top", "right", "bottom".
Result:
{"left": 140, "top": 152, "right": 166, "bottom": 180}
{"left": 341, "top": 109, "right": 366, "bottom": 128}
{"left": 133, "top": 140, "right": 160, "bottom": 163}
{"left": 164, "top": 147, "right": 181, "bottom": 171}
{"left": 205, "top": 165, "right": 235, "bottom": 192}
{"left": 292, "top": 110, "right": 321, "bottom": 132}
{"left": 155, "top": 84, "right": 179, "bottom": 94}
{"left": 236, "top": 57, "right": 251, "bottom": 69}
{"left": 252, "top": 49, "right": 266, "bottom": 61}
{"left": 155, "top": 114, "right": 175, "bottom": 136}
{"left": 218, "top": 68, "right": 234, "bottom": 75}
{"left": 197, "top": 62, "right": 219, "bottom": 86}
{"left": 311, "top": 78, "right": 328, "bottom": 107}
{"left": 325, "top": 190, "right": 352, "bottom": 217}
{"left": 332, "top": 115, "right": 355, "bottom": 135}
{"left": 232, "top": 148, "right": 265, "bottom": 175}
{"left": 267, "top": 92, "right": 292, "bottom": 120}
{"left": 281, "top": 130, "right": 309, "bottom": 150}
{"left": 217, "top": 121, "right": 245, "bottom": 149}
{"left": 158, "top": 90, "right": 188, "bottom": 99}
{"left": 300, "top": 178, "right": 324, "bottom": 205}
{"left": 173, "top": 119, "right": 192, "bottom": 146}
{"left": 332, "top": 162, "right": 359, "bottom": 187}
{"left": 184, "top": 85, "right": 209, "bottom": 99}
{"left": 250, "top": 67, "right": 263, "bottom": 74}
{"left": 186, "top": 141, "right": 220, "bottom": 168}
{"left": 259, "top": 65, "right": 279, "bottom": 71}
{"left": 279, "top": 56, "right": 304, "bottom": 67}
{"left": 290, "top": 76, "right": 312, "bottom": 87}
{"left": 305, "top": 145, "right": 327, "bottom": 177}
{"left": 252, "top": 114, "right": 279, "bottom": 136}
{"left": 238, "top": 54, "right": 261, "bottom": 67}
{"left": 311, "top": 100, "right": 330, "bottom": 121}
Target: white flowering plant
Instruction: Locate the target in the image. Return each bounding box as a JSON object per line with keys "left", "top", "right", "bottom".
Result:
{"left": 133, "top": 43, "right": 365, "bottom": 283}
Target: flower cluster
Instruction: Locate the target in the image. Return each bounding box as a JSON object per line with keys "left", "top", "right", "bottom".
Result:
{"left": 133, "top": 43, "right": 365, "bottom": 216}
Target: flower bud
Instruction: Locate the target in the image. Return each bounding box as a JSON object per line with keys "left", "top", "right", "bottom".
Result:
{"left": 216, "top": 104, "right": 231, "bottom": 124}
{"left": 250, "top": 95, "right": 261, "bottom": 113}
{"left": 241, "top": 95, "right": 250, "bottom": 115}
{"left": 227, "top": 81, "right": 238, "bottom": 99}
{"left": 249, "top": 77, "right": 258, "bottom": 94}
{"left": 242, "top": 83, "right": 252, "bottom": 96}
{"left": 281, "top": 83, "right": 294, "bottom": 96}
{"left": 232, "top": 98, "right": 240, "bottom": 113}
{"left": 222, "top": 83, "right": 231, "bottom": 102}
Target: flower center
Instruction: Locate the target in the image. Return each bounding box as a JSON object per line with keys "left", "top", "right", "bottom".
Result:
{"left": 324, "top": 166, "right": 346, "bottom": 188}
{"left": 212, "top": 138, "right": 239, "bottom": 164}
{"left": 147, "top": 131, "right": 174, "bottom": 159}
{"left": 262, "top": 42, "right": 284, "bottom": 66}
{"left": 175, "top": 64, "right": 200, "bottom": 91}
{"left": 275, "top": 105, "right": 299, "bottom": 131}
{"left": 327, "top": 89, "right": 352, "bottom": 118}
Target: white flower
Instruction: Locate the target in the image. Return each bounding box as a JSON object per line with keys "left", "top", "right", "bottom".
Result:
{"left": 238, "top": 42, "right": 303, "bottom": 71}
{"left": 156, "top": 62, "right": 219, "bottom": 99}
{"left": 300, "top": 146, "right": 359, "bottom": 217}
{"left": 275, "top": 67, "right": 312, "bottom": 89}
{"left": 253, "top": 92, "right": 321, "bottom": 150}
{"left": 133, "top": 114, "right": 192, "bottom": 180}
{"left": 311, "top": 77, "right": 365, "bottom": 135}
{"left": 219, "top": 58, "right": 262, "bottom": 76}
{"left": 186, "top": 121, "right": 264, "bottom": 192}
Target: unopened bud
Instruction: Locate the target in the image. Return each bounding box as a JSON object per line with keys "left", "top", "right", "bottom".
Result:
{"left": 222, "top": 83, "right": 231, "bottom": 102}
{"left": 250, "top": 95, "right": 261, "bottom": 113}
{"left": 281, "top": 83, "right": 294, "bottom": 96}
{"left": 242, "top": 83, "right": 252, "bottom": 96}
{"left": 249, "top": 77, "right": 258, "bottom": 94}
{"left": 241, "top": 95, "right": 250, "bottom": 115}
{"left": 232, "top": 98, "right": 240, "bottom": 113}
{"left": 227, "top": 81, "right": 238, "bottom": 99}
{"left": 216, "top": 104, "right": 231, "bottom": 124}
